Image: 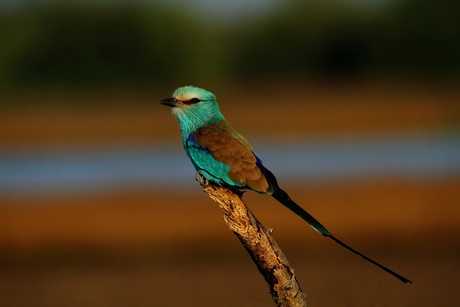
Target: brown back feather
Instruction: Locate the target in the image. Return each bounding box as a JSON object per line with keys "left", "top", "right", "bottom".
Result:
{"left": 194, "top": 121, "right": 271, "bottom": 194}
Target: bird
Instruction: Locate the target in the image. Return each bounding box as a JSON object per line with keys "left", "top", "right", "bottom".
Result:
{"left": 160, "top": 85, "right": 412, "bottom": 283}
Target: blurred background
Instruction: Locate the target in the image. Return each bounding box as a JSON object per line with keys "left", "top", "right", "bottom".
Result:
{"left": 0, "top": 0, "right": 459, "bottom": 306}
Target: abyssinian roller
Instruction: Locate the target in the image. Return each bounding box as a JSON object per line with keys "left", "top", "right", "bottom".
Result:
{"left": 160, "top": 86, "right": 412, "bottom": 283}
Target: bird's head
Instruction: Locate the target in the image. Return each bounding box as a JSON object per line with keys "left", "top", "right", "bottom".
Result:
{"left": 160, "top": 86, "right": 224, "bottom": 132}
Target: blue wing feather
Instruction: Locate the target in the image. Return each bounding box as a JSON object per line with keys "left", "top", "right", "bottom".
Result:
{"left": 184, "top": 133, "right": 242, "bottom": 187}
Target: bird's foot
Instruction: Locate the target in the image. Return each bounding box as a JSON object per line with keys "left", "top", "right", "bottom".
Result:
{"left": 196, "top": 172, "right": 209, "bottom": 188}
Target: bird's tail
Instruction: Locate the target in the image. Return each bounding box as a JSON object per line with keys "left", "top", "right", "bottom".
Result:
{"left": 272, "top": 188, "right": 412, "bottom": 283}
{"left": 272, "top": 188, "right": 333, "bottom": 237}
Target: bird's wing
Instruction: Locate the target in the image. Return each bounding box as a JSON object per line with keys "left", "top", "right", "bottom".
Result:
{"left": 189, "top": 121, "right": 272, "bottom": 194}
{"left": 185, "top": 132, "right": 235, "bottom": 187}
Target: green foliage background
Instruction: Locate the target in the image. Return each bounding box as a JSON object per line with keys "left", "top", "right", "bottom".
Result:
{"left": 0, "top": 0, "right": 459, "bottom": 91}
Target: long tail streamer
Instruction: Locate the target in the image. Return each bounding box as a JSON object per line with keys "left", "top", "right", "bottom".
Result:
{"left": 272, "top": 188, "right": 412, "bottom": 283}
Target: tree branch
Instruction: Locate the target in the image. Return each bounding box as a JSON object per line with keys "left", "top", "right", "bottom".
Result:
{"left": 198, "top": 175, "right": 307, "bottom": 307}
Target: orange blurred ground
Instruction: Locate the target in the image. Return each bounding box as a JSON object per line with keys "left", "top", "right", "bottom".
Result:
{"left": 0, "top": 82, "right": 459, "bottom": 306}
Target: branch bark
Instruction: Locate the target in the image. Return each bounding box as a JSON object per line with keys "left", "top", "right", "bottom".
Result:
{"left": 198, "top": 175, "right": 307, "bottom": 307}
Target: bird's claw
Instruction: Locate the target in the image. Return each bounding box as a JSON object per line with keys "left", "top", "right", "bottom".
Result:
{"left": 196, "top": 172, "right": 208, "bottom": 187}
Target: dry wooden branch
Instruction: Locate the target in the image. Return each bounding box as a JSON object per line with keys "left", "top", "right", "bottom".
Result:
{"left": 198, "top": 175, "right": 307, "bottom": 307}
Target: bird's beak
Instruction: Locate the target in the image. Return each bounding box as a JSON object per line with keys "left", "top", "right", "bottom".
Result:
{"left": 159, "top": 98, "right": 181, "bottom": 107}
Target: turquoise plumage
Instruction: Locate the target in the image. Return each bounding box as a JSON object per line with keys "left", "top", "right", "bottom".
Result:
{"left": 160, "top": 86, "right": 411, "bottom": 283}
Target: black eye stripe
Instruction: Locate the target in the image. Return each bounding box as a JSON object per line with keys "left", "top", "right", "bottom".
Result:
{"left": 183, "top": 98, "right": 201, "bottom": 105}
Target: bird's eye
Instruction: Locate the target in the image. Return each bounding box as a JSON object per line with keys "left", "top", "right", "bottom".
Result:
{"left": 190, "top": 98, "right": 201, "bottom": 103}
